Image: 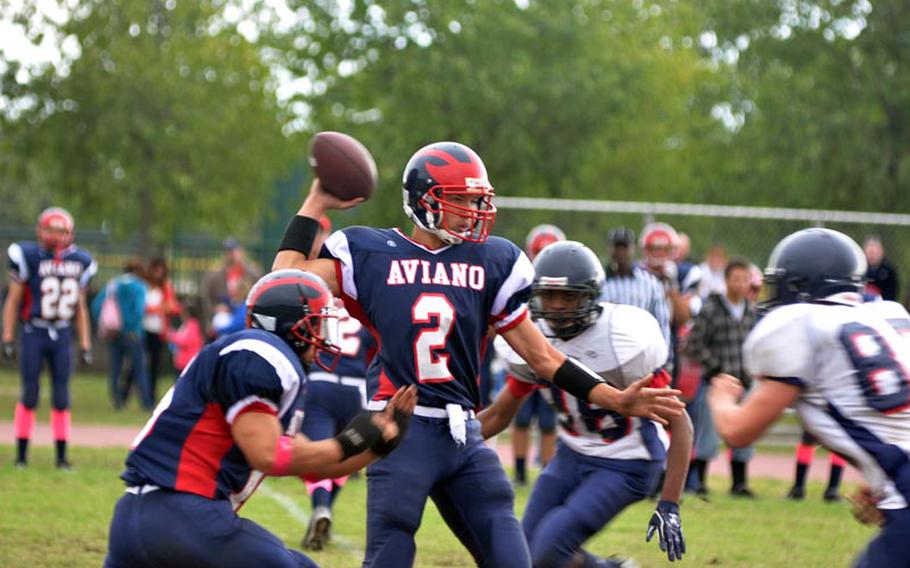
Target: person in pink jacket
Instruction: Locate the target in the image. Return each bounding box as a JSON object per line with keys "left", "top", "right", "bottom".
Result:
{"left": 168, "top": 298, "right": 203, "bottom": 372}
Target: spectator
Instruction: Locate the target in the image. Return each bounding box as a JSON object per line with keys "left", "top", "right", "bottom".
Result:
{"left": 601, "top": 227, "right": 671, "bottom": 346}
{"left": 92, "top": 260, "right": 151, "bottom": 410}
{"left": 201, "top": 238, "right": 259, "bottom": 338}
{"left": 167, "top": 296, "right": 203, "bottom": 372}
{"left": 142, "top": 257, "right": 180, "bottom": 401}
{"left": 863, "top": 235, "right": 899, "bottom": 301}
{"left": 211, "top": 280, "right": 250, "bottom": 339}
{"left": 697, "top": 244, "right": 728, "bottom": 299}
{"left": 684, "top": 258, "right": 758, "bottom": 497}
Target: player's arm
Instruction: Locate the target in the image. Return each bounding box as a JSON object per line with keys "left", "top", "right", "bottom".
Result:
{"left": 707, "top": 373, "right": 800, "bottom": 447}
{"left": 478, "top": 378, "right": 532, "bottom": 439}
{"left": 501, "top": 317, "right": 684, "bottom": 424}
{"left": 75, "top": 292, "right": 92, "bottom": 353}
{"left": 272, "top": 179, "right": 363, "bottom": 293}
{"left": 233, "top": 384, "right": 416, "bottom": 476}
{"left": 660, "top": 409, "right": 693, "bottom": 504}
{"left": 1, "top": 279, "right": 24, "bottom": 346}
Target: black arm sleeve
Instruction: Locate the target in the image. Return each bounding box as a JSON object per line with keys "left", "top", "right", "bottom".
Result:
{"left": 277, "top": 215, "right": 321, "bottom": 258}
{"left": 552, "top": 358, "right": 605, "bottom": 402}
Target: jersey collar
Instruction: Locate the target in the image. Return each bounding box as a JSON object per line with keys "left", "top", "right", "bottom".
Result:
{"left": 393, "top": 228, "right": 454, "bottom": 255}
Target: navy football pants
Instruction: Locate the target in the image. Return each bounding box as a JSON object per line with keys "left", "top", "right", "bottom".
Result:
{"left": 301, "top": 379, "right": 364, "bottom": 441}
{"left": 363, "top": 416, "right": 530, "bottom": 567}
{"left": 854, "top": 508, "right": 910, "bottom": 568}
{"left": 20, "top": 324, "right": 72, "bottom": 410}
{"left": 522, "top": 445, "right": 661, "bottom": 568}
{"left": 104, "top": 490, "right": 318, "bottom": 568}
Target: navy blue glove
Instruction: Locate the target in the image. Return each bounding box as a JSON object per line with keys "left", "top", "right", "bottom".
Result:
{"left": 646, "top": 500, "right": 685, "bottom": 561}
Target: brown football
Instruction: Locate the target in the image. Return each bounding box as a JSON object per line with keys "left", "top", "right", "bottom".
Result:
{"left": 308, "top": 131, "right": 378, "bottom": 201}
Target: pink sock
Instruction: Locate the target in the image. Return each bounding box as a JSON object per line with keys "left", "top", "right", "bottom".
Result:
{"left": 306, "top": 479, "right": 333, "bottom": 496}
{"left": 333, "top": 475, "right": 350, "bottom": 489}
{"left": 14, "top": 403, "right": 35, "bottom": 439}
{"left": 51, "top": 409, "right": 71, "bottom": 441}
{"left": 830, "top": 453, "right": 847, "bottom": 468}
{"left": 795, "top": 443, "right": 815, "bottom": 465}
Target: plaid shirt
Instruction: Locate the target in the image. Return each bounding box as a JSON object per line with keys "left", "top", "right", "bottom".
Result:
{"left": 684, "top": 293, "right": 758, "bottom": 387}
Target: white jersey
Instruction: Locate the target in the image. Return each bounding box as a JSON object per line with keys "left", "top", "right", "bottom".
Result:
{"left": 745, "top": 300, "right": 910, "bottom": 509}
{"left": 495, "top": 302, "right": 670, "bottom": 461}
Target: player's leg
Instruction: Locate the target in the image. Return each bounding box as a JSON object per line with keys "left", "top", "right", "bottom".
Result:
{"left": 824, "top": 452, "right": 846, "bottom": 502}
{"left": 48, "top": 326, "right": 73, "bottom": 469}
{"left": 512, "top": 393, "right": 536, "bottom": 486}
{"left": 521, "top": 445, "right": 582, "bottom": 544}
{"left": 788, "top": 430, "right": 817, "bottom": 500}
{"left": 137, "top": 491, "right": 318, "bottom": 568}
{"left": 14, "top": 324, "right": 45, "bottom": 467}
{"left": 730, "top": 445, "right": 755, "bottom": 497}
{"left": 428, "top": 420, "right": 531, "bottom": 568}
{"left": 104, "top": 493, "right": 154, "bottom": 568}
{"left": 526, "top": 458, "right": 659, "bottom": 568}
{"left": 362, "top": 416, "right": 441, "bottom": 568}
{"left": 853, "top": 508, "right": 910, "bottom": 568}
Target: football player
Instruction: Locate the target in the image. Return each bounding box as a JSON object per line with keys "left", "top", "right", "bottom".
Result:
{"left": 480, "top": 241, "right": 692, "bottom": 567}
{"left": 708, "top": 228, "right": 910, "bottom": 567}
{"left": 103, "top": 269, "right": 415, "bottom": 568}
{"left": 272, "top": 141, "right": 685, "bottom": 567}
{"left": 2, "top": 207, "right": 96, "bottom": 469}
{"left": 511, "top": 224, "right": 566, "bottom": 486}
{"left": 299, "top": 302, "right": 377, "bottom": 550}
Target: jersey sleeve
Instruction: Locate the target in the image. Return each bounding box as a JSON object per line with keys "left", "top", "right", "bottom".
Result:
{"left": 490, "top": 247, "right": 534, "bottom": 332}
{"left": 609, "top": 304, "right": 670, "bottom": 384}
{"left": 79, "top": 254, "right": 97, "bottom": 289}
{"left": 214, "top": 338, "right": 302, "bottom": 424}
{"left": 743, "top": 305, "right": 814, "bottom": 388}
{"left": 7, "top": 243, "right": 28, "bottom": 282}
{"left": 320, "top": 230, "right": 357, "bottom": 300}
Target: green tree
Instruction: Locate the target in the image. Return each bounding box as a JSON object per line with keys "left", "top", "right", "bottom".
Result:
{"left": 0, "top": 0, "right": 294, "bottom": 253}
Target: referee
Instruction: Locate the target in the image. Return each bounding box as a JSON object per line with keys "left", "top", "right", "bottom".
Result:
{"left": 601, "top": 227, "right": 671, "bottom": 347}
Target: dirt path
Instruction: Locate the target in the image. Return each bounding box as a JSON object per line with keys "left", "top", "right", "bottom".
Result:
{"left": 1, "top": 421, "right": 862, "bottom": 483}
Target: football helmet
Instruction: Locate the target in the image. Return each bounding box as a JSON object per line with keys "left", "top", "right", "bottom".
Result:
{"left": 525, "top": 224, "right": 566, "bottom": 260}
{"left": 246, "top": 269, "right": 342, "bottom": 370}
{"left": 640, "top": 222, "right": 679, "bottom": 269}
{"left": 529, "top": 240, "right": 604, "bottom": 339}
{"left": 402, "top": 141, "right": 496, "bottom": 245}
{"left": 760, "top": 228, "right": 866, "bottom": 310}
{"left": 36, "top": 207, "right": 75, "bottom": 252}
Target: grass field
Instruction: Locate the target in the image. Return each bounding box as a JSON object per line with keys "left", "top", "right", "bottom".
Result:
{"left": 0, "top": 369, "right": 877, "bottom": 567}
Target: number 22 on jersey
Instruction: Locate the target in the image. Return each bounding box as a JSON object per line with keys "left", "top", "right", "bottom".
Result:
{"left": 40, "top": 277, "right": 80, "bottom": 320}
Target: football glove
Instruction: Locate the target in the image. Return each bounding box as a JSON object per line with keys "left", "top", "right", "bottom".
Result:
{"left": 79, "top": 348, "right": 93, "bottom": 367}
{"left": 370, "top": 407, "right": 411, "bottom": 456}
{"left": 2, "top": 341, "right": 15, "bottom": 361}
{"left": 335, "top": 411, "right": 383, "bottom": 460}
{"left": 646, "top": 500, "right": 685, "bottom": 561}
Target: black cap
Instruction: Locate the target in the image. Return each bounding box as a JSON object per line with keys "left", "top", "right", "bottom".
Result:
{"left": 608, "top": 227, "right": 635, "bottom": 246}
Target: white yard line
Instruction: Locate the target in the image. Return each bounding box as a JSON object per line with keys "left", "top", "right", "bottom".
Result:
{"left": 258, "top": 481, "right": 365, "bottom": 559}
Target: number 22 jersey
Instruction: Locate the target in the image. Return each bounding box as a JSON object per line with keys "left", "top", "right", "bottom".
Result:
{"left": 744, "top": 299, "right": 910, "bottom": 509}
{"left": 7, "top": 241, "right": 96, "bottom": 323}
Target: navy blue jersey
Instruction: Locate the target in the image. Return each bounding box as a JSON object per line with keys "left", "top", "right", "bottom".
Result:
{"left": 321, "top": 227, "right": 533, "bottom": 409}
{"left": 7, "top": 242, "right": 96, "bottom": 322}
{"left": 122, "top": 329, "right": 307, "bottom": 508}
{"left": 317, "top": 307, "right": 377, "bottom": 378}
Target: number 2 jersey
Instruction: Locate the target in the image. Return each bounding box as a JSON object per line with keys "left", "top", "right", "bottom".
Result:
{"left": 122, "top": 329, "right": 307, "bottom": 510}
{"left": 496, "top": 302, "right": 670, "bottom": 461}
{"left": 744, "top": 299, "right": 910, "bottom": 509}
{"left": 7, "top": 241, "right": 96, "bottom": 322}
{"left": 320, "top": 227, "right": 534, "bottom": 409}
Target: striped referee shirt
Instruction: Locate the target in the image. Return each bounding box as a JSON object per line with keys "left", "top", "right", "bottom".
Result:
{"left": 600, "top": 265, "right": 671, "bottom": 346}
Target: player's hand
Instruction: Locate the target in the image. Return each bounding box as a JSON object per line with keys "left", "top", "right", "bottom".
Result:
{"left": 304, "top": 178, "right": 365, "bottom": 213}
{"left": 2, "top": 341, "right": 16, "bottom": 361}
{"left": 371, "top": 386, "right": 417, "bottom": 456}
{"left": 846, "top": 486, "right": 885, "bottom": 527}
{"left": 617, "top": 375, "right": 685, "bottom": 426}
{"left": 646, "top": 500, "right": 686, "bottom": 561}
{"left": 79, "top": 348, "right": 93, "bottom": 367}
{"left": 707, "top": 373, "right": 744, "bottom": 405}
{"left": 335, "top": 411, "right": 384, "bottom": 460}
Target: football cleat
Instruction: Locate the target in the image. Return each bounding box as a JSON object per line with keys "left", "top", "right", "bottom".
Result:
{"left": 302, "top": 505, "right": 333, "bottom": 551}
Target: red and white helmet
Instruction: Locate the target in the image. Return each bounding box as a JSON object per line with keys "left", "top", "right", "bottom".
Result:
{"left": 525, "top": 224, "right": 566, "bottom": 260}
{"left": 36, "top": 207, "right": 75, "bottom": 252}
{"left": 639, "top": 222, "right": 679, "bottom": 269}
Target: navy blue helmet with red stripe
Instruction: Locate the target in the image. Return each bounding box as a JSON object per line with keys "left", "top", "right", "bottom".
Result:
{"left": 401, "top": 141, "right": 496, "bottom": 245}
{"left": 245, "top": 269, "right": 341, "bottom": 369}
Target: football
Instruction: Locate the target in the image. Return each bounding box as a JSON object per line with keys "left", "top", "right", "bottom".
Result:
{"left": 308, "top": 131, "right": 378, "bottom": 201}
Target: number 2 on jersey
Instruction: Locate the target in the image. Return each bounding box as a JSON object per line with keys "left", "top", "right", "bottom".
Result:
{"left": 40, "top": 277, "right": 80, "bottom": 320}
{"left": 840, "top": 321, "right": 910, "bottom": 414}
{"left": 412, "top": 293, "right": 455, "bottom": 383}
